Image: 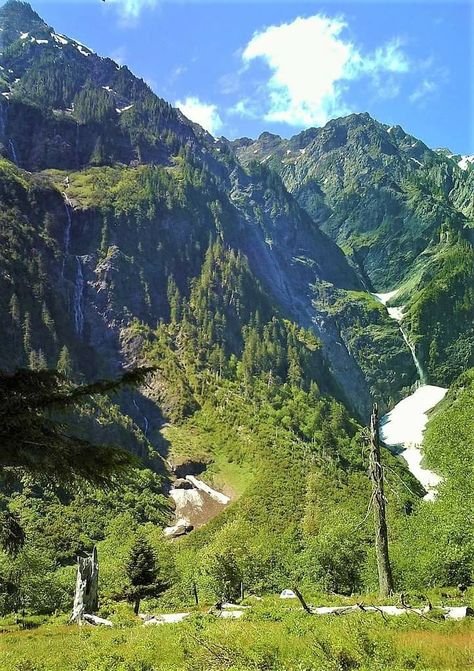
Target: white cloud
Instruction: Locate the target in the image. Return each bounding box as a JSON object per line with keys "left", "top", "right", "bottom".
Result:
{"left": 175, "top": 96, "right": 223, "bottom": 136}
{"left": 409, "top": 79, "right": 438, "bottom": 103}
{"left": 109, "top": 0, "right": 158, "bottom": 20}
{"left": 237, "top": 15, "right": 411, "bottom": 127}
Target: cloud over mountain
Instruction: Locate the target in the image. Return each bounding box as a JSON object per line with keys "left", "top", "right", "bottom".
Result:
{"left": 233, "top": 14, "right": 411, "bottom": 127}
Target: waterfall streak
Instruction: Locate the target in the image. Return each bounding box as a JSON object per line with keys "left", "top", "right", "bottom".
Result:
{"left": 62, "top": 199, "right": 72, "bottom": 275}
{"left": 400, "top": 327, "right": 427, "bottom": 386}
{"left": 8, "top": 139, "right": 18, "bottom": 166}
{"left": 73, "top": 257, "right": 85, "bottom": 335}
{"left": 132, "top": 398, "right": 150, "bottom": 436}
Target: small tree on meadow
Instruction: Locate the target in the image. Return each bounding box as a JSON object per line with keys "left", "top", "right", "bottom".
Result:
{"left": 125, "top": 534, "right": 164, "bottom": 615}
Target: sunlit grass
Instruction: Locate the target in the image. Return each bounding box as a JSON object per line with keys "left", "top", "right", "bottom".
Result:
{"left": 1, "top": 599, "right": 473, "bottom": 671}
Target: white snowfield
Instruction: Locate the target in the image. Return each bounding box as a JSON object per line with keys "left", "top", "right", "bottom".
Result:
{"left": 372, "top": 292, "right": 406, "bottom": 321}
{"left": 380, "top": 385, "right": 447, "bottom": 446}
{"left": 163, "top": 477, "right": 230, "bottom": 536}
{"left": 458, "top": 155, "right": 474, "bottom": 171}
{"left": 381, "top": 385, "right": 447, "bottom": 498}
{"left": 185, "top": 475, "right": 231, "bottom": 504}
{"left": 387, "top": 306, "right": 404, "bottom": 321}
{"left": 372, "top": 291, "right": 398, "bottom": 305}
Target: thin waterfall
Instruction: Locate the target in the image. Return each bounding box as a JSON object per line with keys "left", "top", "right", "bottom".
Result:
{"left": 73, "top": 256, "right": 85, "bottom": 336}
{"left": 62, "top": 197, "right": 72, "bottom": 276}
{"left": 132, "top": 398, "right": 150, "bottom": 437}
{"left": 400, "top": 326, "right": 427, "bottom": 386}
{"left": 371, "top": 291, "right": 427, "bottom": 386}
{"left": 8, "top": 138, "right": 18, "bottom": 166}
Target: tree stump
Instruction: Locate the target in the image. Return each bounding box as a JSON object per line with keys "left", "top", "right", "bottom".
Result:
{"left": 71, "top": 546, "right": 99, "bottom": 623}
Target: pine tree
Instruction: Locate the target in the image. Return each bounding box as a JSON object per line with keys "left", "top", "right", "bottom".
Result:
{"left": 167, "top": 276, "right": 181, "bottom": 323}
{"left": 57, "top": 345, "right": 73, "bottom": 379}
{"left": 0, "top": 368, "right": 152, "bottom": 487}
{"left": 22, "top": 312, "right": 32, "bottom": 359}
{"left": 125, "top": 534, "right": 164, "bottom": 615}
{"left": 9, "top": 294, "right": 20, "bottom": 324}
{"left": 41, "top": 302, "right": 55, "bottom": 339}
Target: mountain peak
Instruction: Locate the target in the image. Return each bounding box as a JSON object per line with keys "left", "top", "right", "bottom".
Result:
{"left": 0, "top": 0, "right": 49, "bottom": 48}
{"left": 0, "top": 1, "right": 43, "bottom": 24}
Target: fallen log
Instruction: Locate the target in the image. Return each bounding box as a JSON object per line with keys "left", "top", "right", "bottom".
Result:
{"left": 83, "top": 614, "right": 113, "bottom": 627}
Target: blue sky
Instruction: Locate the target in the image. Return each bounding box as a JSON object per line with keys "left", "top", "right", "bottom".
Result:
{"left": 17, "top": 0, "right": 474, "bottom": 152}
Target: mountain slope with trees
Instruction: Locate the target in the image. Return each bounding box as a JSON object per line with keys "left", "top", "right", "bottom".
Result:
{"left": 232, "top": 114, "right": 474, "bottom": 386}
{"left": 0, "top": 0, "right": 472, "bottom": 630}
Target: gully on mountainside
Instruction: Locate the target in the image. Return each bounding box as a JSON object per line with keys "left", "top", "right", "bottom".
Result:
{"left": 373, "top": 291, "right": 447, "bottom": 499}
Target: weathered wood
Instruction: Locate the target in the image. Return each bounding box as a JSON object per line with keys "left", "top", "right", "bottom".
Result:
{"left": 83, "top": 613, "right": 113, "bottom": 627}
{"left": 369, "top": 405, "right": 394, "bottom": 598}
{"left": 292, "top": 586, "right": 312, "bottom": 614}
{"left": 71, "top": 547, "right": 99, "bottom": 623}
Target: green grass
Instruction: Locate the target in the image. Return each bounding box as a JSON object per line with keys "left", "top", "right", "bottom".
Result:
{"left": 163, "top": 422, "right": 253, "bottom": 500}
{"left": 1, "top": 601, "right": 472, "bottom": 671}
{"left": 204, "top": 451, "right": 254, "bottom": 499}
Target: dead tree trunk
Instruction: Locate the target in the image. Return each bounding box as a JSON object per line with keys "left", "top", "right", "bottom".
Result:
{"left": 293, "top": 586, "right": 312, "bottom": 614}
{"left": 369, "top": 405, "right": 394, "bottom": 598}
{"left": 71, "top": 546, "right": 99, "bottom": 623}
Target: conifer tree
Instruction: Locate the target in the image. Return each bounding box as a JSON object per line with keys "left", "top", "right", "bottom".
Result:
{"left": 9, "top": 294, "right": 20, "bottom": 324}
{"left": 0, "top": 367, "right": 152, "bottom": 554}
{"left": 57, "top": 345, "right": 74, "bottom": 379}
{"left": 125, "top": 534, "right": 164, "bottom": 615}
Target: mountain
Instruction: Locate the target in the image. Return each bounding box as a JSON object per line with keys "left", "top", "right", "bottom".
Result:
{"left": 0, "top": 1, "right": 472, "bottom": 621}
{"left": 0, "top": 0, "right": 422, "bottom": 418}
{"left": 232, "top": 114, "right": 474, "bottom": 386}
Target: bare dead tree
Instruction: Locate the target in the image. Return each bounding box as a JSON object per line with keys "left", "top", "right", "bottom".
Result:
{"left": 71, "top": 547, "right": 99, "bottom": 623}
{"left": 293, "top": 586, "right": 312, "bottom": 614}
{"left": 369, "top": 404, "right": 394, "bottom": 597}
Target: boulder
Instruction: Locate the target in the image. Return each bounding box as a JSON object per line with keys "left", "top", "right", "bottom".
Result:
{"left": 280, "top": 589, "right": 296, "bottom": 599}
{"left": 173, "top": 478, "right": 194, "bottom": 490}
{"left": 163, "top": 523, "right": 194, "bottom": 538}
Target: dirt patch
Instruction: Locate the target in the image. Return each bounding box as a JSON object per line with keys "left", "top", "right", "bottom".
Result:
{"left": 170, "top": 487, "right": 228, "bottom": 529}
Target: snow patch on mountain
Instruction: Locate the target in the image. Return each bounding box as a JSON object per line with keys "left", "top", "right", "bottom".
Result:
{"left": 75, "top": 44, "right": 91, "bottom": 57}
{"left": 387, "top": 306, "right": 404, "bottom": 321}
{"left": 381, "top": 385, "right": 447, "bottom": 499}
{"left": 52, "top": 33, "right": 68, "bottom": 45}
{"left": 372, "top": 290, "right": 398, "bottom": 305}
{"left": 458, "top": 155, "right": 474, "bottom": 170}
{"left": 381, "top": 385, "right": 447, "bottom": 447}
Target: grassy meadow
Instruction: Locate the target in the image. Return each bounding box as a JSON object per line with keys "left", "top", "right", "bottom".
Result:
{"left": 1, "top": 594, "right": 473, "bottom": 671}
